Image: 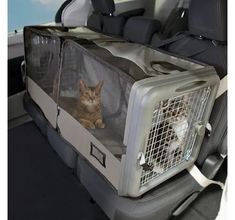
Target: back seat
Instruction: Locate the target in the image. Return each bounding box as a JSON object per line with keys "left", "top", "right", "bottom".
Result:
{"left": 87, "top": 0, "right": 145, "bottom": 37}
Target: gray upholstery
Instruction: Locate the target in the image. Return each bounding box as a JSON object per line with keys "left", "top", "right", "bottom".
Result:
{"left": 91, "top": 0, "right": 115, "bottom": 15}
{"left": 189, "top": 0, "right": 227, "bottom": 41}
{"left": 23, "top": 92, "right": 48, "bottom": 136}
{"left": 47, "top": 125, "right": 77, "bottom": 168}
{"left": 124, "top": 17, "right": 161, "bottom": 44}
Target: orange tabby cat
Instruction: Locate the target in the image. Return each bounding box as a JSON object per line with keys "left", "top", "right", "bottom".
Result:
{"left": 72, "top": 80, "right": 105, "bottom": 129}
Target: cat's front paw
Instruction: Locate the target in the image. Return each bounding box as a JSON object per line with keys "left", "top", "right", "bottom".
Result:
{"left": 79, "top": 119, "right": 95, "bottom": 129}
{"left": 95, "top": 119, "right": 105, "bottom": 129}
{"left": 86, "top": 123, "right": 96, "bottom": 129}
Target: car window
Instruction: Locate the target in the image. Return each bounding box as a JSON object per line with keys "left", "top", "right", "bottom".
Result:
{"left": 8, "top": 0, "right": 64, "bottom": 32}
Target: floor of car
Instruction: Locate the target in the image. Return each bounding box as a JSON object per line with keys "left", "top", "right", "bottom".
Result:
{"left": 8, "top": 122, "right": 109, "bottom": 220}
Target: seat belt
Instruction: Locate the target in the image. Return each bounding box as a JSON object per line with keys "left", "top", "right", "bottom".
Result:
{"left": 187, "top": 164, "right": 224, "bottom": 189}
{"left": 153, "top": 32, "right": 189, "bottom": 48}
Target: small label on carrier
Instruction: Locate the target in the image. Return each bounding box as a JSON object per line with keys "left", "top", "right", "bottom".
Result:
{"left": 90, "top": 142, "right": 106, "bottom": 168}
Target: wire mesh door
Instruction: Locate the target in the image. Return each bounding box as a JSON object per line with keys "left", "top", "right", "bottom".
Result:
{"left": 140, "top": 87, "right": 211, "bottom": 187}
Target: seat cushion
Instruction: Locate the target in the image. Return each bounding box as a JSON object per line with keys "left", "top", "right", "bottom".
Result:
{"left": 102, "top": 15, "right": 126, "bottom": 36}
{"left": 124, "top": 17, "right": 161, "bottom": 45}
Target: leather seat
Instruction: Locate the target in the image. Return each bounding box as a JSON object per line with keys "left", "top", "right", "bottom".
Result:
{"left": 87, "top": 0, "right": 145, "bottom": 36}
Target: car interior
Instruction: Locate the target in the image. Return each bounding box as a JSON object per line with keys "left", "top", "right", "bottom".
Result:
{"left": 8, "top": 0, "right": 227, "bottom": 219}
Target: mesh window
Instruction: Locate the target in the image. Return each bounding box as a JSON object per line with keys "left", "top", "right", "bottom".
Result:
{"left": 58, "top": 41, "right": 135, "bottom": 158}
{"left": 140, "top": 87, "right": 211, "bottom": 187}
{"left": 25, "top": 30, "right": 61, "bottom": 99}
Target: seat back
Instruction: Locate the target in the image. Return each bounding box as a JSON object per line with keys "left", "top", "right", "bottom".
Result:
{"left": 87, "top": 0, "right": 145, "bottom": 37}
{"left": 55, "top": 0, "right": 73, "bottom": 23}
{"left": 161, "top": 7, "right": 189, "bottom": 39}
{"left": 87, "top": 0, "right": 124, "bottom": 36}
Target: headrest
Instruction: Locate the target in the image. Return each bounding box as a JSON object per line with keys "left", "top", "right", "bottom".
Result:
{"left": 124, "top": 17, "right": 161, "bottom": 45}
{"left": 91, "top": 0, "right": 115, "bottom": 15}
{"left": 189, "top": 0, "right": 227, "bottom": 42}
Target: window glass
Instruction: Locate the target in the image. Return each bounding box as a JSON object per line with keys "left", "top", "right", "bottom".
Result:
{"left": 8, "top": 0, "right": 64, "bottom": 32}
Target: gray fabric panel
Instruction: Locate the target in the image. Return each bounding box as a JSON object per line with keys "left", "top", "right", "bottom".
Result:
{"left": 91, "top": 0, "right": 115, "bottom": 15}
{"left": 89, "top": 128, "right": 126, "bottom": 157}
{"left": 77, "top": 156, "right": 202, "bottom": 220}
{"left": 124, "top": 17, "right": 161, "bottom": 44}
{"left": 188, "top": 0, "right": 227, "bottom": 41}
{"left": 102, "top": 15, "right": 126, "bottom": 36}
{"left": 24, "top": 93, "right": 78, "bottom": 168}
{"left": 87, "top": 13, "right": 103, "bottom": 32}
{"left": 23, "top": 92, "right": 48, "bottom": 136}
{"left": 47, "top": 125, "right": 77, "bottom": 168}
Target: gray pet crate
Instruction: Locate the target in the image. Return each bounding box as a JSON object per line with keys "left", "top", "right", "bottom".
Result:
{"left": 24, "top": 26, "right": 219, "bottom": 197}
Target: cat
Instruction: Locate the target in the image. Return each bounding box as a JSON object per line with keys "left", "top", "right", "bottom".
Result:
{"left": 145, "top": 97, "right": 189, "bottom": 175}
{"left": 72, "top": 80, "right": 105, "bottom": 129}
{"left": 51, "top": 77, "right": 105, "bottom": 129}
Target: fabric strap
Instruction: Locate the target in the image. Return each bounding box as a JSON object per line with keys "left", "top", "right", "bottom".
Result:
{"left": 187, "top": 164, "right": 224, "bottom": 189}
{"left": 154, "top": 32, "right": 188, "bottom": 48}
{"left": 216, "top": 75, "right": 227, "bottom": 99}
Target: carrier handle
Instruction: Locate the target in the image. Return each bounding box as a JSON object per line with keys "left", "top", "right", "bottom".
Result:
{"left": 175, "top": 80, "right": 207, "bottom": 93}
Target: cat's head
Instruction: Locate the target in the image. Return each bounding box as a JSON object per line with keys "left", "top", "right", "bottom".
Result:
{"left": 163, "top": 98, "right": 189, "bottom": 124}
{"left": 78, "top": 80, "right": 103, "bottom": 112}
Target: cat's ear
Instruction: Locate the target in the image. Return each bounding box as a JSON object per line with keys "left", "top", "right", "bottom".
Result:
{"left": 79, "top": 80, "right": 88, "bottom": 93}
{"left": 95, "top": 81, "right": 104, "bottom": 94}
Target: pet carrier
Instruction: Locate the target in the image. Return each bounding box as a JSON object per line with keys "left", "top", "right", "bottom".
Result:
{"left": 24, "top": 26, "right": 219, "bottom": 197}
